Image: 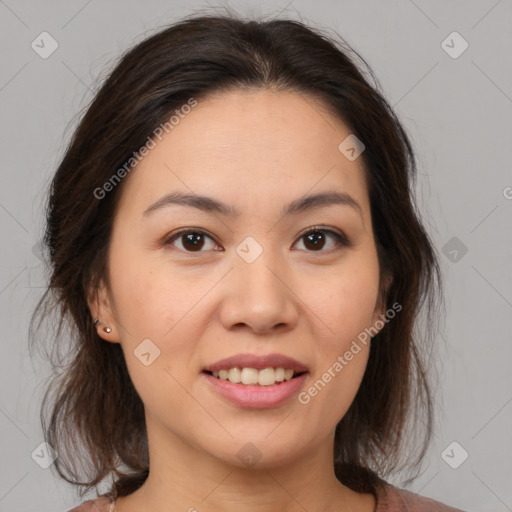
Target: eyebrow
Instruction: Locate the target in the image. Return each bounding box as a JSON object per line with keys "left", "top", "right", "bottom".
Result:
{"left": 143, "top": 190, "right": 363, "bottom": 221}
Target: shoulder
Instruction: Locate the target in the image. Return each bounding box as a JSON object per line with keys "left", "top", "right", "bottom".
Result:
{"left": 375, "top": 483, "right": 466, "bottom": 512}
{"left": 65, "top": 496, "right": 114, "bottom": 512}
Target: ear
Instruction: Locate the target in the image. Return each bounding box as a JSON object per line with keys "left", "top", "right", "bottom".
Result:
{"left": 87, "top": 279, "right": 121, "bottom": 343}
{"left": 371, "top": 271, "right": 394, "bottom": 334}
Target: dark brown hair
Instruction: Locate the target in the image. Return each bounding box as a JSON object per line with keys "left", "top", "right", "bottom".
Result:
{"left": 30, "top": 11, "right": 443, "bottom": 500}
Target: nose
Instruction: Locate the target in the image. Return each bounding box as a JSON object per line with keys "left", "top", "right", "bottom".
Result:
{"left": 218, "top": 250, "right": 299, "bottom": 335}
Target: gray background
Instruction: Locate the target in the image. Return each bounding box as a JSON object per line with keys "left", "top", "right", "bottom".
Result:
{"left": 1, "top": 1, "right": 511, "bottom": 511}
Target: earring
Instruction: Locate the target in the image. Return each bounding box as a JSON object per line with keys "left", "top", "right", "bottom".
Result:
{"left": 93, "top": 318, "right": 112, "bottom": 333}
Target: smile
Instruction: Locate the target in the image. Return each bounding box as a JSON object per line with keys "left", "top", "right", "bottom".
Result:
{"left": 205, "top": 367, "right": 304, "bottom": 386}
{"left": 202, "top": 370, "right": 309, "bottom": 409}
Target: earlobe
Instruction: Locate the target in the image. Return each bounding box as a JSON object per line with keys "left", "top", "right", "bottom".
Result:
{"left": 87, "top": 280, "right": 121, "bottom": 343}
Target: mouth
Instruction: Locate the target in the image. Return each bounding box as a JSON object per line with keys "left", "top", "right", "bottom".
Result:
{"left": 202, "top": 368, "right": 308, "bottom": 387}
{"left": 201, "top": 353, "right": 310, "bottom": 407}
{"left": 201, "top": 369, "right": 309, "bottom": 409}
{"left": 202, "top": 353, "right": 309, "bottom": 383}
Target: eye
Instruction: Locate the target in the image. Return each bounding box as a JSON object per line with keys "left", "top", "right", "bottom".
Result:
{"left": 164, "top": 226, "right": 351, "bottom": 254}
{"left": 293, "top": 226, "right": 351, "bottom": 252}
{"left": 165, "top": 228, "right": 220, "bottom": 253}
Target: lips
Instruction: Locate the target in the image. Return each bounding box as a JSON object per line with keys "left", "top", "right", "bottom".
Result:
{"left": 202, "top": 371, "right": 308, "bottom": 408}
{"left": 202, "top": 352, "right": 310, "bottom": 374}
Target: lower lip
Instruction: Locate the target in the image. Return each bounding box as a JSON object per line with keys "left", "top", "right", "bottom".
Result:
{"left": 202, "top": 372, "right": 308, "bottom": 409}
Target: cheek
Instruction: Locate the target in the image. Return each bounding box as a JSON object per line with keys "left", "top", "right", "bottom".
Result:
{"left": 108, "top": 244, "right": 197, "bottom": 338}
{"left": 295, "top": 254, "right": 379, "bottom": 425}
{"left": 107, "top": 245, "right": 211, "bottom": 387}
{"left": 109, "top": 254, "right": 203, "bottom": 422}
{"left": 325, "top": 284, "right": 379, "bottom": 349}
{"left": 307, "top": 253, "right": 381, "bottom": 354}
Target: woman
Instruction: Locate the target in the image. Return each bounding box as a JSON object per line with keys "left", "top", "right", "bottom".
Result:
{"left": 31, "top": 12, "right": 465, "bottom": 512}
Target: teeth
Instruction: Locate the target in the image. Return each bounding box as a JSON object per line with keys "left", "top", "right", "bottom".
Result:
{"left": 275, "top": 368, "right": 285, "bottom": 382}
{"left": 210, "top": 367, "right": 298, "bottom": 386}
{"left": 257, "top": 368, "right": 275, "bottom": 386}
{"left": 228, "top": 368, "right": 241, "bottom": 383}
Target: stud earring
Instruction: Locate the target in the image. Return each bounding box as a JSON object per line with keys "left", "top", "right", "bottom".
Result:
{"left": 93, "top": 318, "right": 111, "bottom": 333}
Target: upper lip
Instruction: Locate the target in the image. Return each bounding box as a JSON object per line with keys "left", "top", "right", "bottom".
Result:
{"left": 202, "top": 353, "right": 309, "bottom": 373}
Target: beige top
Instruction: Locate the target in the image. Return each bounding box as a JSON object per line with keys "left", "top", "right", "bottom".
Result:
{"left": 66, "top": 483, "right": 466, "bottom": 511}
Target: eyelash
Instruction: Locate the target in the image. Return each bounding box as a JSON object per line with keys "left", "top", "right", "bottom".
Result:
{"left": 164, "top": 226, "right": 352, "bottom": 255}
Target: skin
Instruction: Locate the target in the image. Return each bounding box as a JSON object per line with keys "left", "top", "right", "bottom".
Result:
{"left": 90, "top": 89, "right": 390, "bottom": 512}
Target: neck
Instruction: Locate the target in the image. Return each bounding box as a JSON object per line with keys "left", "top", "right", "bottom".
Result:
{"left": 114, "top": 414, "right": 375, "bottom": 512}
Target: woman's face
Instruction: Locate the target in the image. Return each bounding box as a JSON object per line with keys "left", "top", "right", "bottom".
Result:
{"left": 94, "top": 89, "right": 386, "bottom": 468}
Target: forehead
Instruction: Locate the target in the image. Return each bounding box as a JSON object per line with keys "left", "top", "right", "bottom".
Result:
{"left": 117, "top": 89, "right": 369, "bottom": 216}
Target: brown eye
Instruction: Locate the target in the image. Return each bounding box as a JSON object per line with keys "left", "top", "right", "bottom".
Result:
{"left": 166, "top": 229, "right": 218, "bottom": 252}
{"left": 165, "top": 226, "right": 351, "bottom": 255}
{"left": 294, "top": 228, "right": 351, "bottom": 252}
